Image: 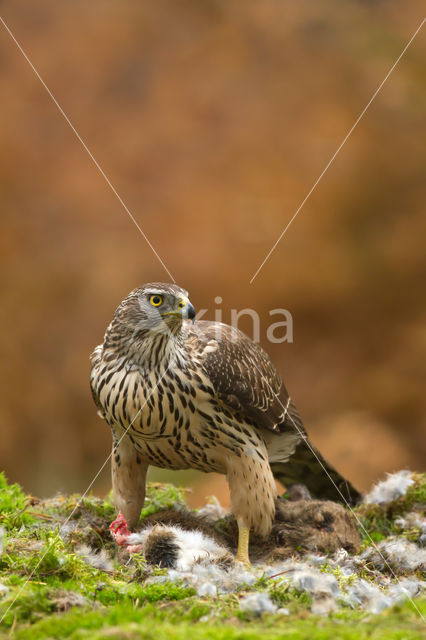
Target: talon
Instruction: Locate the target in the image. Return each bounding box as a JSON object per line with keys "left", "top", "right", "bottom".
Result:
{"left": 110, "top": 512, "right": 131, "bottom": 545}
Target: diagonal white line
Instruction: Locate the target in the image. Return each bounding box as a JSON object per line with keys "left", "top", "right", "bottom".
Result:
{"left": 0, "top": 359, "right": 173, "bottom": 625}
{"left": 250, "top": 359, "right": 425, "bottom": 622}
{"left": 249, "top": 18, "right": 425, "bottom": 284}
{"left": 0, "top": 15, "right": 175, "bottom": 283}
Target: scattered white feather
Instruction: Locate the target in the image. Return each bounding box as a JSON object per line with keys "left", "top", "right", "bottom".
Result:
{"left": 59, "top": 521, "right": 79, "bottom": 537}
{"left": 364, "top": 471, "right": 414, "bottom": 505}
{"left": 148, "top": 537, "right": 425, "bottom": 616}
{"left": 76, "top": 545, "right": 113, "bottom": 572}
{"left": 344, "top": 579, "right": 391, "bottom": 614}
{"left": 150, "top": 556, "right": 259, "bottom": 597}
{"left": 51, "top": 589, "right": 89, "bottom": 611}
{"left": 305, "top": 553, "right": 328, "bottom": 567}
{"left": 395, "top": 511, "right": 426, "bottom": 547}
{"left": 275, "top": 562, "right": 340, "bottom": 598}
{"left": 265, "top": 560, "right": 340, "bottom": 615}
{"left": 193, "top": 561, "right": 253, "bottom": 590}
{"left": 395, "top": 512, "right": 426, "bottom": 532}
{"left": 311, "top": 595, "right": 338, "bottom": 615}
{"left": 326, "top": 549, "right": 359, "bottom": 578}
{"left": 197, "top": 582, "right": 217, "bottom": 597}
{"left": 239, "top": 592, "right": 277, "bottom": 615}
{"left": 362, "top": 537, "right": 426, "bottom": 573}
{"left": 197, "top": 497, "right": 227, "bottom": 521}
{"left": 387, "top": 578, "right": 425, "bottom": 602}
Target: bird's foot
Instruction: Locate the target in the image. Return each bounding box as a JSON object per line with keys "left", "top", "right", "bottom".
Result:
{"left": 110, "top": 512, "right": 131, "bottom": 546}
{"left": 235, "top": 524, "right": 251, "bottom": 566}
{"left": 110, "top": 514, "right": 144, "bottom": 554}
{"left": 235, "top": 551, "right": 251, "bottom": 566}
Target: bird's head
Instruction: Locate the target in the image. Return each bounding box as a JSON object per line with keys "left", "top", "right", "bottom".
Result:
{"left": 135, "top": 282, "right": 195, "bottom": 332}
{"left": 105, "top": 283, "right": 196, "bottom": 356}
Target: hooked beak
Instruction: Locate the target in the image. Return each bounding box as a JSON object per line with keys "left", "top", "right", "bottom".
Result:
{"left": 182, "top": 300, "right": 196, "bottom": 323}
{"left": 161, "top": 298, "right": 196, "bottom": 323}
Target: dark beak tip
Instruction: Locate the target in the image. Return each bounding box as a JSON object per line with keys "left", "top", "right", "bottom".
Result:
{"left": 188, "top": 303, "right": 196, "bottom": 322}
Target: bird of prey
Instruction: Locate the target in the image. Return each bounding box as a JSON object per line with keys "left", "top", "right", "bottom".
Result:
{"left": 90, "top": 283, "right": 361, "bottom": 564}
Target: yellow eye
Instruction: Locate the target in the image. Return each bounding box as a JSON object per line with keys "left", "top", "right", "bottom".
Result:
{"left": 150, "top": 295, "right": 163, "bottom": 307}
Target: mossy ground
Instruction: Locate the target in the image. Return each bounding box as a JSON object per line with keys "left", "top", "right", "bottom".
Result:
{"left": 356, "top": 474, "right": 426, "bottom": 544}
{"left": 0, "top": 472, "right": 424, "bottom": 639}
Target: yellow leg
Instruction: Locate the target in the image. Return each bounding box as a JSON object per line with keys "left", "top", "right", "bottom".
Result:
{"left": 235, "top": 524, "right": 251, "bottom": 565}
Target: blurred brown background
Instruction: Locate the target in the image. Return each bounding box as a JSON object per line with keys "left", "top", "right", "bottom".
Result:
{"left": 0, "top": 1, "right": 425, "bottom": 507}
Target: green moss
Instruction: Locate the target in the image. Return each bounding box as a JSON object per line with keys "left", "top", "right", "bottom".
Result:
{"left": 81, "top": 493, "right": 116, "bottom": 520}
{"left": 268, "top": 581, "right": 312, "bottom": 610}
{"left": 404, "top": 474, "right": 426, "bottom": 509}
{"left": 0, "top": 473, "right": 424, "bottom": 639}
{"left": 0, "top": 584, "right": 56, "bottom": 625}
{"left": 140, "top": 483, "right": 187, "bottom": 520}
{"left": 10, "top": 597, "right": 426, "bottom": 640}
{"left": 249, "top": 573, "right": 313, "bottom": 612}
{"left": 320, "top": 562, "right": 357, "bottom": 588}
{"left": 355, "top": 472, "right": 426, "bottom": 544}
{"left": 1, "top": 530, "right": 96, "bottom": 581}
{"left": 118, "top": 581, "right": 196, "bottom": 603}
{"left": 0, "top": 472, "right": 36, "bottom": 530}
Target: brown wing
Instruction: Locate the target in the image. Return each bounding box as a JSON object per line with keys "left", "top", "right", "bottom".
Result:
{"left": 186, "top": 321, "right": 306, "bottom": 436}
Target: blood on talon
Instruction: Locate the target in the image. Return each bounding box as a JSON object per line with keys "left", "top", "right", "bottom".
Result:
{"left": 110, "top": 513, "right": 131, "bottom": 539}
{"left": 109, "top": 514, "right": 142, "bottom": 551}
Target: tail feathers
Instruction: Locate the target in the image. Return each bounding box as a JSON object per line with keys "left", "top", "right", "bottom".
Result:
{"left": 271, "top": 439, "right": 362, "bottom": 506}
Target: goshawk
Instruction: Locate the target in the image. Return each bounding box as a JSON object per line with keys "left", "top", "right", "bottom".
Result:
{"left": 90, "top": 283, "right": 360, "bottom": 564}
